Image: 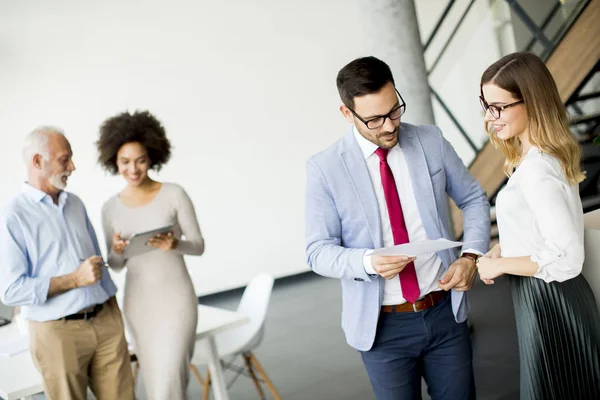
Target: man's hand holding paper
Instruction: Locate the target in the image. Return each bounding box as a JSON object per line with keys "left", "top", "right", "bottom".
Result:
{"left": 372, "top": 255, "right": 417, "bottom": 280}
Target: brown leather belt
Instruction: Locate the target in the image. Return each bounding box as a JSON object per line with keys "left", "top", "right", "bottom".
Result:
{"left": 381, "top": 291, "right": 448, "bottom": 313}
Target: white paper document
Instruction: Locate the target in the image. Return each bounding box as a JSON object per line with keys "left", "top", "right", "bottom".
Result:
{"left": 0, "top": 334, "right": 29, "bottom": 358}
{"left": 371, "top": 238, "right": 463, "bottom": 257}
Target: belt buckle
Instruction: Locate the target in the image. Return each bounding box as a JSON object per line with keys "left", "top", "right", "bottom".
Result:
{"left": 412, "top": 302, "right": 419, "bottom": 312}
{"left": 83, "top": 311, "right": 90, "bottom": 321}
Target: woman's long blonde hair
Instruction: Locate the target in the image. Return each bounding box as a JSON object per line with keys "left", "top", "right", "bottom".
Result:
{"left": 480, "top": 52, "right": 585, "bottom": 185}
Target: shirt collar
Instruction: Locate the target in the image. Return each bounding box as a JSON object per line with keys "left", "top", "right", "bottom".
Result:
{"left": 22, "top": 182, "right": 69, "bottom": 205}
{"left": 353, "top": 125, "right": 401, "bottom": 159}
{"left": 353, "top": 125, "right": 379, "bottom": 160}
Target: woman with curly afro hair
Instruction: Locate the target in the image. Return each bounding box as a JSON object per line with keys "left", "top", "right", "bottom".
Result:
{"left": 97, "top": 110, "right": 204, "bottom": 399}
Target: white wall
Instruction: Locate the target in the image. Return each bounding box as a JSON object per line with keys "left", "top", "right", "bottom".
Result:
{"left": 0, "top": 0, "right": 515, "bottom": 296}
{"left": 0, "top": 0, "right": 437, "bottom": 296}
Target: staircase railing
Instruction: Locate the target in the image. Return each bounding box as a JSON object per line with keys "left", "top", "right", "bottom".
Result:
{"left": 424, "top": 0, "right": 593, "bottom": 169}
{"left": 423, "top": 0, "right": 600, "bottom": 237}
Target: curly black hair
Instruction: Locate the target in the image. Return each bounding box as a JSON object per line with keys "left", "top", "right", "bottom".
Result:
{"left": 97, "top": 110, "right": 171, "bottom": 174}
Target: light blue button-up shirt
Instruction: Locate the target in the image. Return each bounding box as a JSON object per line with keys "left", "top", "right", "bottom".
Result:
{"left": 0, "top": 183, "right": 117, "bottom": 321}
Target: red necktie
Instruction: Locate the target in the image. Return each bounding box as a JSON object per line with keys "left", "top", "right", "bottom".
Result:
{"left": 375, "top": 147, "right": 420, "bottom": 303}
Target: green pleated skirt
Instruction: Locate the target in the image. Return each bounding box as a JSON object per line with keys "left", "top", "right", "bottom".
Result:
{"left": 510, "top": 273, "right": 600, "bottom": 399}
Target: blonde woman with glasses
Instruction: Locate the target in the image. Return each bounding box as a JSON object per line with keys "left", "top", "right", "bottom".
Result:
{"left": 476, "top": 52, "right": 600, "bottom": 399}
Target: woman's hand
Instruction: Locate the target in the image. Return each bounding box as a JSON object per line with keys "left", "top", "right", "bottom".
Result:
{"left": 477, "top": 256, "right": 504, "bottom": 284}
{"left": 479, "top": 243, "right": 501, "bottom": 285}
{"left": 111, "top": 232, "right": 129, "bottom": 256}
{"left": 147, "top": 232, "right": 178, "bottom": 251}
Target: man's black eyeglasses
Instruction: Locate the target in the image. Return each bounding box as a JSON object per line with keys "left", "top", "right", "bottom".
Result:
{"left": 347, "top": 89, "right": 406, "bottom": 130}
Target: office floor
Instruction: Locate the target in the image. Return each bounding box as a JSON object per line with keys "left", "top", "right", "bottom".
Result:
{"left": 187, "top": 272, "right": 520, "bottom": 400}
{"left": 31, "top": 272, "right": 520, "bottom": 400}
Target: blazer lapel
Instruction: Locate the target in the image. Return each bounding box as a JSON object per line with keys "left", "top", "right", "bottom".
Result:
{"left": 340, "top": 133, "right": 383, "bottom": 249}
{"left": 399, "top": 127, "right": 441, "bottom": 239}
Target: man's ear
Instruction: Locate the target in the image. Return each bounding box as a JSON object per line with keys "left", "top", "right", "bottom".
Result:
{"left": 339, "top": 105, "right": 354, "bottom": 124}
{"left": 32, "top": 154, "right": 43, "bottom": 170}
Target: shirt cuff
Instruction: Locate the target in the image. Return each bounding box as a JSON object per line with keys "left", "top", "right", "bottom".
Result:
{"left": 462, "top": 248, "right": 484, "bottom": 256}
{"left": 363, "top": 249, "right": 377, "bottom": 275}
{"left": 531, "top": 246, "right": 566, "bottom": 282}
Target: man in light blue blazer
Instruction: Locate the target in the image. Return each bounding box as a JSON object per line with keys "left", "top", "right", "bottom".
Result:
{"left": 305, "top": 57, "right": 490, "bottom": 399}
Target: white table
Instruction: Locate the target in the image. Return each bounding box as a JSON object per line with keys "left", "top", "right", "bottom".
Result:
{"left": 0, "top": 304, "right": 248, "bottom": 400}
{"left": 194, "top": 305, "right": 249, "bottom": 400}
{"left": 0, "top": 323, "right": 42, "bottom": 400}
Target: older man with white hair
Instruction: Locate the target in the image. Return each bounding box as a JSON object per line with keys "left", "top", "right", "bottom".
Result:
{"left": 0, "top": 127, "right": 134, "bottom": 400}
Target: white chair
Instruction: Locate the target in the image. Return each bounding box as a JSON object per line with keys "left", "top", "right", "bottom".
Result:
{"left": 189, "top": 273, "right": 280, "bottom": 400}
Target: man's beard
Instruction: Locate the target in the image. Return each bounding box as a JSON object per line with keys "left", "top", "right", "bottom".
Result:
{"left": 373, "top": 126, "right": 400, "bottom": 148}
{"left": 376, "top": 127, "right": 399, "bottom": 141}
{"left": 43, "top": 168, "right": 69, "bottom": 190}
{"left": 48, "top": 174, "right": 68, "bottom": 190}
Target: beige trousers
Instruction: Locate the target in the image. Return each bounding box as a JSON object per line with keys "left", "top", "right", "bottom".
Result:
{"left": 28, "top": 299, "right": 135, "bottom": 400}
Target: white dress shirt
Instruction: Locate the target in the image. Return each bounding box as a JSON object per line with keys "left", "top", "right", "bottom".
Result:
{"left": 496, "top": 147, "right": 585, "bottom": 283}
{"left": 354, "top": 127, "right": 446, "bottom": 305}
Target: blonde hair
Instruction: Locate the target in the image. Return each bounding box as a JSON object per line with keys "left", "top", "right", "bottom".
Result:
{"left": 480, "top": 52, "right": 585, "bottom": 185}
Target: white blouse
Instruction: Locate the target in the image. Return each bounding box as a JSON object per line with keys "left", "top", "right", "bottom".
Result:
{"left": 495, "top": 147, "right": 585, "bottom": 283}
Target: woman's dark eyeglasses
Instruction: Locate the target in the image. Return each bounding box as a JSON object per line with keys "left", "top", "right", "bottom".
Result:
{"left": 348, "top": 89, "right": 406, "bottom": 130}
{"left": 479, "top": 96, "right": 523, "bottom": 119}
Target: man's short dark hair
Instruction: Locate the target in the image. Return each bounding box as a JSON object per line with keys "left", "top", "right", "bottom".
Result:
{"left": 336, "top": 56, "right": 395, "bottom": 109}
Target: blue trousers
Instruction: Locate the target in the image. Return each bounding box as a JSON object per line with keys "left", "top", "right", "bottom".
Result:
{"left": 360, "top": 295, "right": 475, "bottom": 400}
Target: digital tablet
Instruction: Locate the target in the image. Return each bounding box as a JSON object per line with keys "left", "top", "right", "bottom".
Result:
{"left": 123, "top": 224, "right": 175, "bottom": 259}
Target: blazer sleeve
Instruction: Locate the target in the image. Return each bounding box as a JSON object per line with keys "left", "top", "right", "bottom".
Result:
{"left": 304, "top": 158, "right": 376, "bottom": 282}
{"left": 438, "top": 128, "right": 490, "bottom": 254}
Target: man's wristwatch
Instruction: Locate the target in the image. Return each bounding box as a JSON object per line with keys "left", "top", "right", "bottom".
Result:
{"left": 461, "top": 252, "right": 480, "bottom": 264}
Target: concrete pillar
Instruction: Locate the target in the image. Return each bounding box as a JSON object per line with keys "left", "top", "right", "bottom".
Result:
{"left": 357, "top": 0, "right": 435, "bottom": 125}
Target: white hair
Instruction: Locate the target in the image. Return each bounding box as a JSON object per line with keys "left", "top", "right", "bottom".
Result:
{"left": 22, "top": 126, "right": 65, "bottom": 165}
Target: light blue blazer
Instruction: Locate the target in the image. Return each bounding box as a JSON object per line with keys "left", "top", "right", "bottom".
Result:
{"left": 305, "top": 123, "right": 490, "bottom": 351}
